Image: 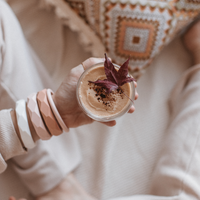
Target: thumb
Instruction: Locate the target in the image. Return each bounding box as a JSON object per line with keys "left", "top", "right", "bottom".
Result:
{"left": 82, "top": 57, "right": 105, "bottom": 70}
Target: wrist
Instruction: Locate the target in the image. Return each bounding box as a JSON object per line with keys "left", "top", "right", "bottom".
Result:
{"left": 52, "top": 93, "right": 63, "bottom": 117}
{"left": 52, "top": 93, "right": 70, "bottom": 127}
{"left": 193, "top": 50, "right": 200, "bottom": 65}
{"left": 47, "top": 89, "right": 69, "bottom": 132}
{"left": 52, "top": 94, "right": 58, "bottom": 113}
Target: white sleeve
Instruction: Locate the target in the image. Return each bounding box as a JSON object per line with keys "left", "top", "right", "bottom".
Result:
{"left": 0, "top": 109, "right": 26, "bottom": 174}
{"left": 0, "top": 1, "right": 81, "bottom": 196}
{"left": 109, "top": 65, "right": 200, "bottom": 200}
{"left": 0, "top": 154, "right": 7, "bottom": 174}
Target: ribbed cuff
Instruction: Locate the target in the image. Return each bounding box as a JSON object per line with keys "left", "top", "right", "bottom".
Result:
{"left": 0, "top": 153, "right": 7, "bottom": 173}
{"left": 0, "top": 109, "right": 26, "bottom": 161}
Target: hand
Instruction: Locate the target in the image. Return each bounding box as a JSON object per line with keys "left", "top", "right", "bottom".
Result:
{"left": 9, "top": 197, "right": 27, "bottom": 200}
{"left": 36, "top": 173, "right": 98, "bottom": 200}
{"left": 53, "top": 57, "right": 138, "bottom": 129}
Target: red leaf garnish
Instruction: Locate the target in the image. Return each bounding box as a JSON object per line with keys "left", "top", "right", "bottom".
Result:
{"left": 89, "top": 79, "right": 118, "bottom": 93}
{"left": 104, "top": 55, "right": 118, "bottom": 85}
{"left": 89, "top": 53, "right": 135, "bottom": 93}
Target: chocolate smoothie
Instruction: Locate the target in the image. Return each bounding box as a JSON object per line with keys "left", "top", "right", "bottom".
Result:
{"left": 77, "top": 63, "right": 134, "bottom": 121}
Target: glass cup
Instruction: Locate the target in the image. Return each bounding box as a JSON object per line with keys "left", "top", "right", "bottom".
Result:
{"left": 76, "top": 62, "right": 135, "bottom": 122}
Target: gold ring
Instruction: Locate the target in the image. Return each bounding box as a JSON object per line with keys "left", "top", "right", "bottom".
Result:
{"left": 81, "top": 62, "right": 85, "bottom": 70}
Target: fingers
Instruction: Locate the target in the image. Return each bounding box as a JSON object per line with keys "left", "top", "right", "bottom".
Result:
{"left": 101, "top": 120, "right": 116, "bottom": 127}
{"left": 9, "top": 197, "right": 16, "bottom": 200}
{"left": 134, "top": 81, "right": 137, "bottom": 88}
{"left": 133, "top": 81, "right": 139, "bottom": 101}
{"left": 69, "top": 57, "right": 106, "bottom": 78}
{"left": 9, "top": 197, "right": 26, "bottom": 200}
{"left": 82, "top": 57, "right": 105, "bottom": 70}
{"left": 128, "top": 81, "right": 138, "bottom": 113}
{"left": 128, "top": 105, "right": 135, "bottom": 113}
{"left": 135, "top": 89, "right": 139, "bottom": 100}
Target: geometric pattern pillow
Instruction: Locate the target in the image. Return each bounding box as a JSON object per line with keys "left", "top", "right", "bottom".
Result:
{"left": 50, "top": 0, "right": 200, "bottom": 78}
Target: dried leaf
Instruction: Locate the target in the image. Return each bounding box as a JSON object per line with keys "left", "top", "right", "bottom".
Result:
{"left": 117, "top": 58, "right": 130, "bottom": 86}
{"left": 89, "top": 79, "right": 118, "bottom": 93}
{"left": 90, "top": 53, "right": 135, "bottom": 93}
{"left": 104, "top": 54, "right": 118, "bottom": 85}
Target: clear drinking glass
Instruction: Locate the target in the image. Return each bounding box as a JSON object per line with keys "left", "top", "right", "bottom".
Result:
{"left": 76, "top": 62, "right": 135, "bottom": 122}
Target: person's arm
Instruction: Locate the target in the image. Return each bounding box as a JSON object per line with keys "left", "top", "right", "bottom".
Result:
{"left": 0, "top": 1, "right": 81, "bottom": 195}
{"left": 107, "top": 65, "right": 200, "bottom": 200}
{"left": 0, "top": 1, "right": 137, "bottom": 197}
{"left": 0, "top": 58, "right": 137, "bottom": 200}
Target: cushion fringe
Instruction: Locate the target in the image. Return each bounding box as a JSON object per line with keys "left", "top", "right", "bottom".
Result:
{"left": 38, "top": 0, "right": 105, "bottom": 57}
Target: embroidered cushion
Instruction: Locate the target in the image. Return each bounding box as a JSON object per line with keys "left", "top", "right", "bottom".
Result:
{"left": 44, "top": 0, "right": 200, "bottom": 78}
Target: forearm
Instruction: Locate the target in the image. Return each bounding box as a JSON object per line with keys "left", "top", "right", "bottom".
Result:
{"left": 0, "top": 1, "right": 81, "bottom": 196}
{"left": 9, "top": 90, "right": 67, "bottom": 148}
{"left": 8, "top": 90, "right": 66, "bottom": 150}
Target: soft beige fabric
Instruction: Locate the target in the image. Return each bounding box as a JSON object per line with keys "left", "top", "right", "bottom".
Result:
{"left": 1, "top": 0, "right": 200, "bottom": 200}
{"left": 0, "top": 0, "right": 81, "bottom": 197}
{"left": 72, "top": 38, "right": 193, "bottom": 200}
{"left": 7, "top": 0, "right": 91, "bottom": 86}
{"left": 107, "top": 65, "right": 200, "bottom": 200}
{"left": 0, "top": 109, "right": 26, "bottom": 173}
{"left": 0, "top": 154, "right": 7, "bottom": 173}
